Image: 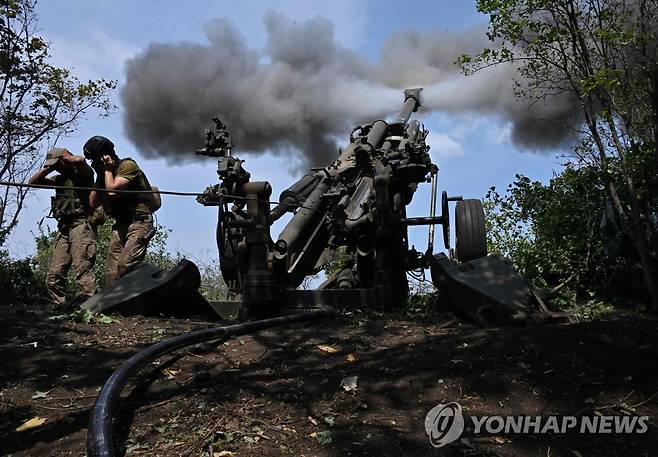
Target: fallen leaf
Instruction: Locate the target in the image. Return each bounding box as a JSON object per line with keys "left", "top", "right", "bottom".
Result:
{"left": 345, "top": 353, "right": 358, "bottom": 362}
{"left": 98, "top": 314, "right": 118, "bottom": 324}
{"left": 317, "top": 345, "right": 338, "bottom": 354}
{"left": 162, "top": 368, "right": 181, "bottom": 379}
{"left": 214, "top": 452, "right": 235, "bottom": 457}
{"left": 31, "top": 390, "right": 50, "bottom": 400}
{"left": 16, "top": 416, "right": 47, "bottom": 432}
{"left": 125, "top": 443, "right": 146, "bottom": 453}
{"left": 341, "top": 375, "right": 358, "bottom": 392}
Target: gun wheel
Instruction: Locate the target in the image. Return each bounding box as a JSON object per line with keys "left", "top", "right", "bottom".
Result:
{"left": 455, "top": 199, "right": 487, "bottom": 262}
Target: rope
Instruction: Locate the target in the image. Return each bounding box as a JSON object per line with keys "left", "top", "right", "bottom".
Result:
{"left": 0, "top": 180, "right": 203, "bottom": 197}
{"left": 0, "top": 179, "right": 323, "bottom": 213}
{"left": 0, "top": 180, "right": 397, "bottom": 222}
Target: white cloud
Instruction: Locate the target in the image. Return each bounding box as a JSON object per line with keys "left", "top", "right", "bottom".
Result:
{"left": 485, "top": 122, "right": 513, "bottom": 145}
{"left": 427, "top": 131, "right": 464, "bottom": 158}
{"left": 43, "top": 29, "right": 139, "bottom": 83}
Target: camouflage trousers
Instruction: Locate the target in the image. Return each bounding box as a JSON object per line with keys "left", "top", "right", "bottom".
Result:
{"left": 47, "top": 221, "right": 98, "bottom": 306}
{"left": 105, "top": 216, "right": 153, "bottom": 287}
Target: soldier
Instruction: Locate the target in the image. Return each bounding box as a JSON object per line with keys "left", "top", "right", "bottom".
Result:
{"left": 84, "top": 136, "right": 158, "bottom": 286}
{"left": 28, "top": 148, "right": 98, "bottom": 307}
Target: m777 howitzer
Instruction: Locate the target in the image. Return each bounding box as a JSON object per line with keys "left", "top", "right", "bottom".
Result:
{"left": 84, "top": 91, "right": 568, "bottom": 457}
{"left": 196, "top": 89, "right": 566, "bottom": 325}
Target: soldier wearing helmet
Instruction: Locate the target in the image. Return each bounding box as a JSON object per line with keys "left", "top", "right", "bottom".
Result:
{"left": 28, "top": 147, "right": 98, "bottom": 307}
{"left": 85, "top": 136, "right": 158, "bottom": 286}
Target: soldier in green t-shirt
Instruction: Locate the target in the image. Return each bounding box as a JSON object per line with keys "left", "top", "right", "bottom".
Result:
{"left": 84, "top": 136, "right": 156, "bottom": 286}
{"left": 28, "top": 148, "right": 98, "bottom": 307}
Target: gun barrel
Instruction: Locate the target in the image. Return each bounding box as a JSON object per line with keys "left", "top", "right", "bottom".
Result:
{"left": 275, "top": 179, "right": 331, "bottom": 257}
{"left": 397, "top": 88, "right": 423, "bottom": 124}
{"left": 270, "top": 174, "right": 319, "bottom": 222}
{"left": 365, "top": 119, "right": 389, "bottom": 150}
{"left": 363, "top": 88, "right": 423, "bottom": 151}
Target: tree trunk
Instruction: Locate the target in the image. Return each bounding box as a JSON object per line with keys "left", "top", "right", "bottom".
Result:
{"left": 582, "top": 107, "right": 658, "bottom": 309}
{"left": 607, "top": 181, "right": 658, "bottom": 309}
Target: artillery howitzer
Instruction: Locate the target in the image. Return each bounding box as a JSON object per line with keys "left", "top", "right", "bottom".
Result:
{"left": 196, "top": 89, "right": 560, "bottom": 324}
{"left": 81, "top": 88, "right": 560, "bottom": 324}
{"left": 85, "top": 89, "right": 565, "bottom": 456}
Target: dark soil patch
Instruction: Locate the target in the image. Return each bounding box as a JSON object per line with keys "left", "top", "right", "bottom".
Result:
{"left": 1, "top": 305, "right": 657, "bottom": 456}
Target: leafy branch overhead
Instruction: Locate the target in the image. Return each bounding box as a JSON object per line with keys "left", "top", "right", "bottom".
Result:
{"left": 466, "top": 0, "right": 658, "bottom": 308}
{"left": 0, "top": 0, "right": 116, "bottom": 244}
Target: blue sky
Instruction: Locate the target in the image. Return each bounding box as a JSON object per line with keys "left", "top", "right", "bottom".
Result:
{"left": 8, "top": 0, "right": 566, "bottom": 268}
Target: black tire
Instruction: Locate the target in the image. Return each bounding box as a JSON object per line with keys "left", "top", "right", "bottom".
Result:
{"left": 455, "top": 199, "right": 487, "bottom": 262}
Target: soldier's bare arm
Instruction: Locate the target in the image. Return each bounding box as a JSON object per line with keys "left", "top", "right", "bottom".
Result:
{"left": 101, "top": 155, "right": 131, "bottom": 197}
{"left": 103, "top": 172, "right": 131, "bottom": 198}
{"left": 62, "top": 153, "right": 88, "bottom": 170}
{"left": 27, "top": 165, "right": 55, "bottom": 185}
{"left": 89, "top": 190, "right": 101, "bottom": 208}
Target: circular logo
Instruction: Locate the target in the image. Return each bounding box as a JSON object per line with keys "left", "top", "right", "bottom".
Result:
{"left": 424, "top": 402, "right": 464, "bottom": 448}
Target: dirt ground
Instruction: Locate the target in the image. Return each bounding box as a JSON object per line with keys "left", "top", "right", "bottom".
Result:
{"left": 1, "top": 304, "right": 657, "bottom": 457}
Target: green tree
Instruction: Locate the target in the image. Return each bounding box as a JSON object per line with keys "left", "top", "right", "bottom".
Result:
{"left": 464, "top": 0, "right": 658, "bottom": 308}
{"left": 484, "top": 165, "right": 618, "bottom": 306}
{"left": 0, "top": 0, "right": 115, "bottom": 244}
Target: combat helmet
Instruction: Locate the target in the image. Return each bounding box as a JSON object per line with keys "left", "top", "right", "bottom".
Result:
{"left": 83, "top": 136, "right": 115, "bottom": 161}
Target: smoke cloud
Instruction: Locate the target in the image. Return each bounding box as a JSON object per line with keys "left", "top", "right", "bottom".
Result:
{"left": 121, "top": 12, "right": 579, "bottom": 167}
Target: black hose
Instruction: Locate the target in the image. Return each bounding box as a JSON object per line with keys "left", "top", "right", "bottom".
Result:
{"left": 87, "top": 307, "right": 335, "bottom": 457}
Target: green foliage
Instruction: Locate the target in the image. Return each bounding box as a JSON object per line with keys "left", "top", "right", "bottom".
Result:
{"left": 484, "top": 163, "right": 649, "bottom": 307}
{"left": 48, "top": 310, "right": 120, "bottom": 324}
{"left": 570, "top": 298, "right": 617, "bottom": 321}
{"left": 32, "top": 219, "right": 227, "bottom": 301}
{"left": 33, "top": 222, "right": 103, "bottom": 291}
{"left": 0, "top": 249, "right": 43, "bottom": 306}
{"left": 468, "top": 0, "right": 658, "bottom": 308}
{"left": 313, "top": 431, "right": 333, "bottom": 446}
{"left": 0, "top": 0, "right": 116, "bottom": 244}
{"left": 197, "top": 259, "right": 228, "bottom": 301}
{"left": 33, "top": 226, "right": 56, "bottom": 284}
{"left": 323, "top": 246, "right": 350, "bottom": 277}
{"left": 93, "top": 219, "right": 113, "bottom": 289}
{"left": 33, "top": 219, "right": 181, "bottom": 295}
{"left": 402, "top": 278, "right": 437, "bottom": 316}
{"left": 403, "top": 290, "right": 437, "bottom": 316}
{"left": 69, "top": 309, "right": 94, "bottom": 324}
{"left": 144, "top": 226, "right": 182, "bottom": 271}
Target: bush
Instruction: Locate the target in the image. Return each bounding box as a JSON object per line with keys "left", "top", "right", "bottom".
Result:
{"left": 0, "top": 250, "right": 44, "bottom": 306}
{"left": 197, "top": 259, "right": 228, "bottom": 301}
{"left": 484, "top": 164, "right": 648, "bottom": 308}
{"left": 33, "top": 219, "right": 182, "bottom": 296}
